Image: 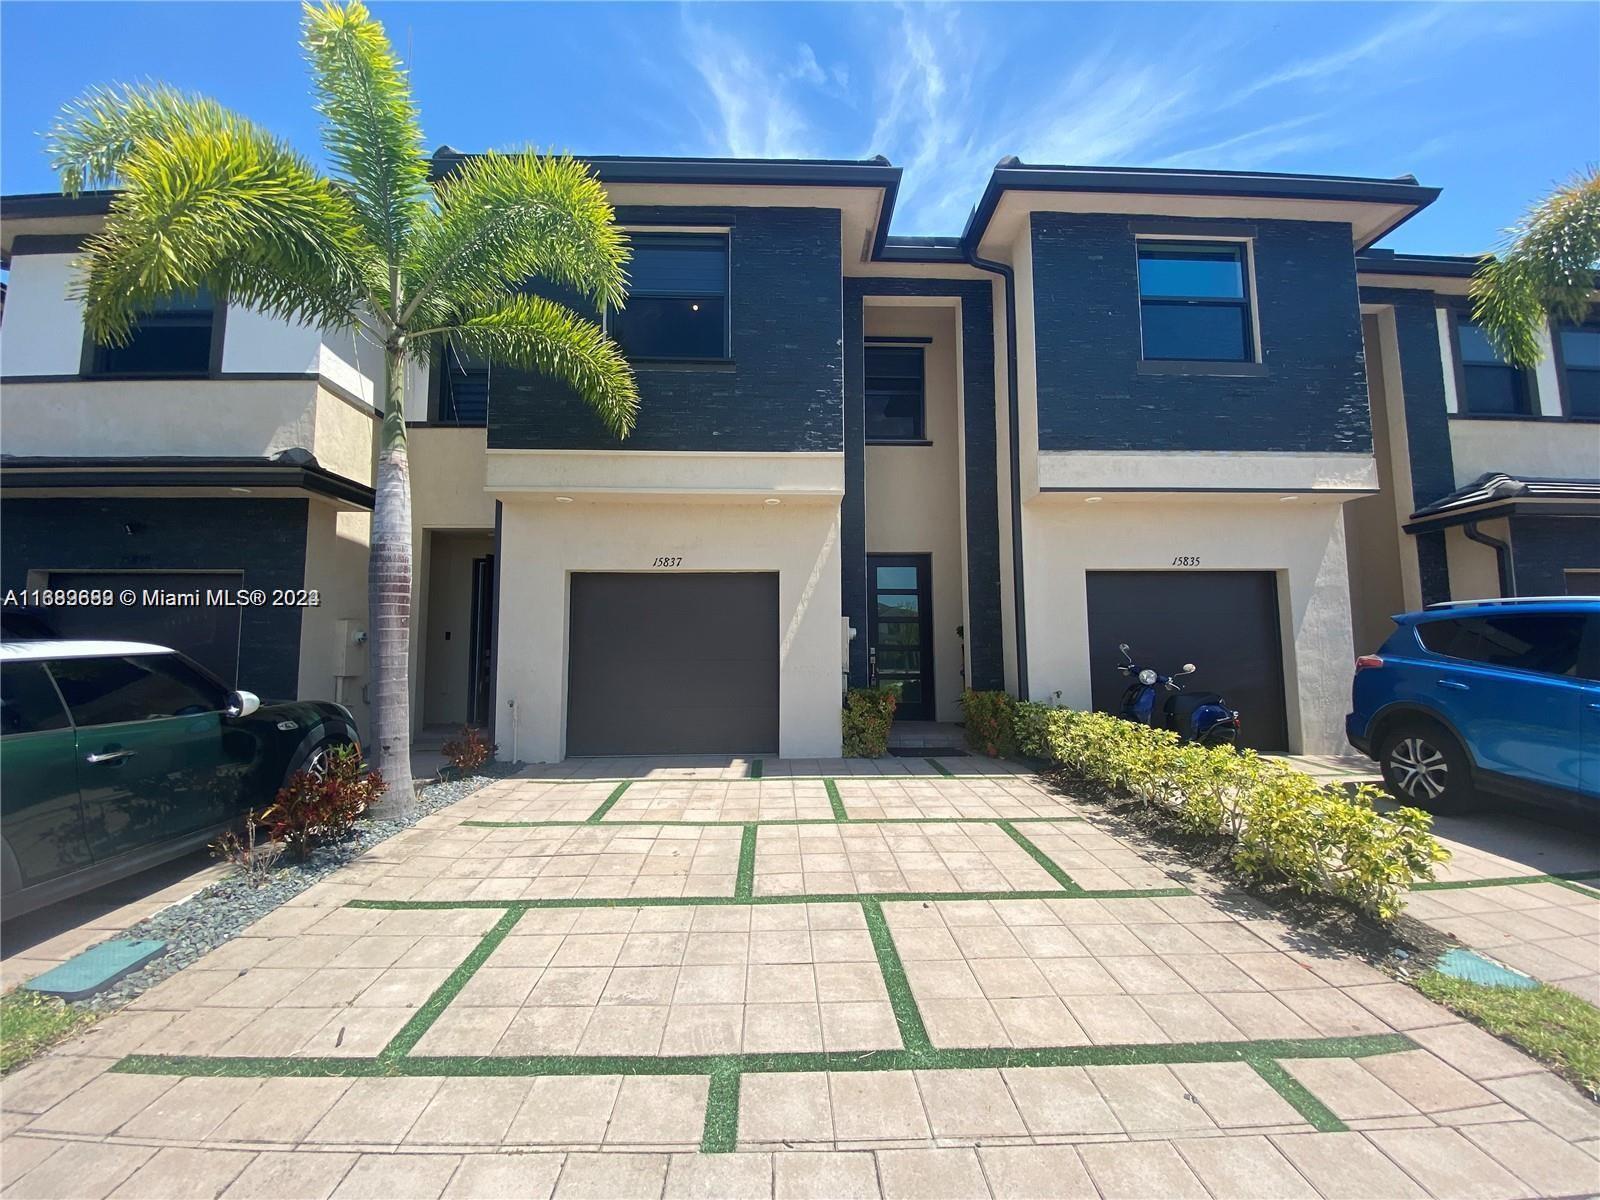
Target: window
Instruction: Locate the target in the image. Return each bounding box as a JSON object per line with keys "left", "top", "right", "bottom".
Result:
{"left": 438, "top": 343, "right": 489, "bottom": 425}
{"left": 608, "top": 234, "right": 728, "bottom": 360}
{"left": 1456, "top": 318, "right": 1531, "bottom": 415}
{"left": 1137, "top": 242, "right": 1253, "bottom": 362}
{"left": 0, "top": 662, "right": 70, "bottom": 736}
{"left": 1558, "top": 327, "right": 1600, "bottom": 418}
{"left": 47, "top": 655, "right": 228, "bottom": 727}
{"left": 1415, "top": 615, "right": 1586, "bottom": 677}
{"left": 865, "top": 345, "right": 926, "bottom": 441}
{"left": 89, "top": 289, "right": 215, "bottom": 377}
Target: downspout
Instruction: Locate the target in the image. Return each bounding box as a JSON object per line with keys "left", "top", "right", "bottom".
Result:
{"left": 1463, "top": 520, "right": 1516, "bottom": 596}
{"left": 966, "top": 248, "right": 1029, "bottom": 698}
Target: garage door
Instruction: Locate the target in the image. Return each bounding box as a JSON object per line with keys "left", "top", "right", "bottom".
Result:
{"left": 1085, "top": 571, "right": 1289, "bottom": 751}
{"left": 566, "top": 573, "right": 779, "bottom": 756}
{"left": 44, "top": 571, "right": 243, "bottom": 686}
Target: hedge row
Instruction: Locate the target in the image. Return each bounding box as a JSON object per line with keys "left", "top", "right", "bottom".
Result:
{"left": 970, "top": 693, "right": 1448, "bottom": 920}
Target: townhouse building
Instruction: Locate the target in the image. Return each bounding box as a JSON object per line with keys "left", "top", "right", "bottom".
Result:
{"left": 2, "top": 154, "right": 1596, "bottom": 760}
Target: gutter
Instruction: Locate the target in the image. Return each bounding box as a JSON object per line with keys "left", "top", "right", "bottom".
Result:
{"left": 965, "top": 248, "right": 1029, "bottom": 699}
{"left": 1463, "top": 520, "right": 1516, "bottom": 596}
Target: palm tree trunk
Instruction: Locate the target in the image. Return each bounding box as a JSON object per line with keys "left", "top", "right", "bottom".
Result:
{"left": 368, "top": 346, "right": 416, "bottom": 813}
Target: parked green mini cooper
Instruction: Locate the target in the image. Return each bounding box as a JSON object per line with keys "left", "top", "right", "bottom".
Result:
{"left": 1, "top": 640, "right": 359, "bottom": 917}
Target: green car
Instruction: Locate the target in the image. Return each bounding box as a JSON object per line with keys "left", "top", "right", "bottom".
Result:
{"left": 1, "top": 640, "right": 359, "bottom": 917}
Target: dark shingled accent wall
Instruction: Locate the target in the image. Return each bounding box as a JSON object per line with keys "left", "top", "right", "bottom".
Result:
{"left": 843, "top": 277, "right": 1004, "bottom": 692}
{"left": 1360, "top": 287, "right": 1459, "bottom": 605}
{"left": 1030, "top": 213, "right": 1371, "bottom": 453}
{"left": 0, "top": 497, "right": 310, "bottom": 697}
{"left": 489, "top": 206, "right": 843, "bottom": 453}
{"left": 1510, "top": 515, "right": 1600, "bottom": 596}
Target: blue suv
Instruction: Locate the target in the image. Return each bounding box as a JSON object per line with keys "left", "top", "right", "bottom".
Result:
{"left": 1347, "top": 598, "right": 1599, "bottom": 815}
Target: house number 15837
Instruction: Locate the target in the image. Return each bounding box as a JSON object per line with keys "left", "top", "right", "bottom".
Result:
{"left": 652, "top": 556, "right": 683, "bottom": 568}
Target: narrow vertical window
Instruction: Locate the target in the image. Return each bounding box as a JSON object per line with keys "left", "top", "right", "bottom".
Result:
{"left": 865, "top": 345, "right": 926, "bottom": 441}
{"left": 1137, "top": 242, "right": 1253, "bottom": 362}
{"left": 1557, "top": 327, "right": 1600, "bottom": 418}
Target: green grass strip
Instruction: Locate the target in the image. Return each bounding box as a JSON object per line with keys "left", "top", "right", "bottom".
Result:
{"left": 748, "top": 760, "right": 763, "bottom": 780}
{"left": 824, "top": 778, "right": 849, "bottom": 821}
{"left": 345, "top": 884, "right": 1189, "bottom": 914}
{"left": 700, "top": 1060, "right": 741, "bottom": 1153}
{"left": 861, "top": 898, "right": 932, "bottom": 1053}
{"left": 1246, "top": 1055, "right": 1348, "bottom": 1132}
{"left": 379, "top": 906, "right": 525, "bottom": 1062}
{"left": 111, "top": 1034, "right": 1416, "bottom": 1080}
{"left": 468, "top": 815, "right": 1083, "bottom": 829}
{"left": 1413, "top": 869, "right": 1600, "bottom": 892}
{"left": 925, "top": 757, "right": 955, "bottom": 777}
{"left": 735, "top": 825, "right": 758, "bottom": 901}
{"left": 997, "top": 821, "right": 1086, "bottom": 896}
{"left": 584, "top": 781, "right": 631, "bottom": 823}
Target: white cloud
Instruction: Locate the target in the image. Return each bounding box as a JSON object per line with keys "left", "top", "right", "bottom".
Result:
{"left": 680, "top": 13, "right": 819, "bottom": 158}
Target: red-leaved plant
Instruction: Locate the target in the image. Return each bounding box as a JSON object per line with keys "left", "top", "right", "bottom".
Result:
{"left": 440, "top": 725, "right": 496, "bottom": 776}
{"left": 262, "top": 744, "right": 385, "bottom": 858}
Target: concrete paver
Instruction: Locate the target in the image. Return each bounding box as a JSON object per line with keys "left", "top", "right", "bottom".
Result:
{"left": 6, "top": 761, "right": 1598, "bottom": 1198}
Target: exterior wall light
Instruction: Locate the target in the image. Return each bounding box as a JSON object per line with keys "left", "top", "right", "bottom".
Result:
{"left": 764, "top": 497, "right": 781, "bottom": 506}
{"left": 1084, "top": 496, "right": 1103, "bottom": 503}
{"left": 555, "top": 495, "right": 574, "bottom": 503}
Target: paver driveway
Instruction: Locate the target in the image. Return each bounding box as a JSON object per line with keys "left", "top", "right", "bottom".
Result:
{"left": 4, "top": 760, "right": 1598, "bottom": 1199}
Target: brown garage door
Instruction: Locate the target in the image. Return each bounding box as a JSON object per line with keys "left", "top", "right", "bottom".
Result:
{"left": 566, "top": 572, "right": 779, "bottom": 756}
{"left": 1085, "top": 570, "right": 1289, "bottom": 752}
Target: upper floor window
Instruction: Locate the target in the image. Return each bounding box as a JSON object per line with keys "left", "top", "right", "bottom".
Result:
{"left": 1456, "top": 317, "right": 1531, "bottom": 415}
{"left": 608, "top": 233, "right": 729, "bottom": 360}
{"left": 1557, "top": 327, "right": 1600, "bottom": 418}
{"left": 865, "top": 345, "right": 926, "bottom": 442}
{"left": 88, "top": 289, "right": 215, "bottom": 377}
{"left": 1137, "top": 242, "right": 1253, "bottom": 362}
{"left": 437, "top": 343, "right": 489, "bottom": 425}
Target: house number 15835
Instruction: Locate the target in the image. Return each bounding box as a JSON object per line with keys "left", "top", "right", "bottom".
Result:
{"left": 652, "top": 556, "right": 683, "bottom": 567}
{"left": 1171, "top": 556, "right": 1201, "bottom": 566}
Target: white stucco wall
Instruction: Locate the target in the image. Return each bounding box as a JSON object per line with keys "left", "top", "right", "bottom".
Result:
{"left": 298, "top": 499, "right": 373, "bottom": 735}
{"left": 864, "top": 305, "right": 967, "bottom": 721}
{"left": 0, "top": 253, "right": 87, "bottom": 374}
{"left": 1444, "top": 518, "right": 1509, "bottom": 602}
{"left": 1020, "top": 496, "right": 1356, "bottom": 754}
{"left": 1449, "top": 419, "right": 1600, "bottom": 487}
{"left": 494, "top": 495, "right": 844, "bottom": 762}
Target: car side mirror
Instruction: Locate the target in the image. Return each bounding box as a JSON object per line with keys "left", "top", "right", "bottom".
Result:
{"left": 227, "top": 690, "right": 260, "bottom": 718}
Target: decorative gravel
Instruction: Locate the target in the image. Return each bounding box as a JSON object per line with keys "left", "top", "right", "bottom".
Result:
{"left": 75, "top": 772, "right": 497, "bottom": 1012}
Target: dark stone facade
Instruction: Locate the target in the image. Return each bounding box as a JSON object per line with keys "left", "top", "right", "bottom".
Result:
{"left": 1030, "top": 213, "right": 1371, "bottom": 453}
{"left": 489, "top": 206, "right": 843, "bottom": 453}
{"left": 0, "top": 497, "right": 309, "bottom": 696}
{"left": 1511, "top": 515, "right": 1600, "bottom": 595}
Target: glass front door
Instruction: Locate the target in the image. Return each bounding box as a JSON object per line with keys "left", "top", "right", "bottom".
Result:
{"left": 868, "top": 554, "right": 935, "bottom": 721}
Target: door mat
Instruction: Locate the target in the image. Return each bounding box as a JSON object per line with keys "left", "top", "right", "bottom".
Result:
{"left": 22, "top": 939, "right": 167, "bottom": 1001}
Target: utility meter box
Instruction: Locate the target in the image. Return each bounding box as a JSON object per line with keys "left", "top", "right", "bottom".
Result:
{"left": 333, "top": 619, "right": 368, "bottom": 678}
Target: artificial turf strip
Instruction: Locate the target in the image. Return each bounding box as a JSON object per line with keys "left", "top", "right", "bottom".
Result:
{"left": 824, "top": 778, "right": 849, "bottom": 822}
{"left": 748, "top": 760, "right": 763, "bottom": 780}
{"left": 584, "top": 781, "right": 631, "bottom": 824}
{"left": 1412, "top": 869, "right": 1600, "bottom": 892}
{"left": 700, "top": 1060, "right": 741, "bottom": 1153}
{"left": 111, "top": 1034, "right": 1418, "bottom": 1081}
{"left": 925, "top": 757, "right": 955, "bottom": 777}
{"left": 997, "top": 821, "right": 1086, "bottom": 896}
{"left": 861, "top": 898, "right": 932, "bottom": 1053}
{"left": 378, "top": 906, "right": 525, "bottom": 1062}
{"left": 1245, "top": 1055, "right": 1347, "bottom": 1133}
{"left": 735, "top": 825, "right": 758, "bottom": 901}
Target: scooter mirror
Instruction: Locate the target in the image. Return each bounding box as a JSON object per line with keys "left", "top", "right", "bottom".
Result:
{"left": 1118, "top": 643, "right": 1130, "bottom": 653}
{"left": 1180, "top": 663, "right": 1196, "bottom": 675}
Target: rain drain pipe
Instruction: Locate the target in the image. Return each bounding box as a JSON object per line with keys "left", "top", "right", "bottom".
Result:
{"left": 966, "top": 247, "right": 1029, "bottom": 698}
{"left": 1464, "top": 520, "right": 1516, "bottom": 596}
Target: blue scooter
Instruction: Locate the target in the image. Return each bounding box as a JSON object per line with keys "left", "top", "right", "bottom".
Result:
{"left": 1115, "top": 643, "right": 1241, "bottom": 747}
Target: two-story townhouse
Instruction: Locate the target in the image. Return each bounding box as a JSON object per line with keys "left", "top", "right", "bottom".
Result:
{"left": 4, "top": 154, "right": 1594, "bottom": 761}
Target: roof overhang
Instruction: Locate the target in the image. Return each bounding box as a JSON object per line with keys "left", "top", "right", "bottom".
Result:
{"left": 1404, "top": 473, "right": 1600, "bottom": 532}
{"left": 0, "top": 454, "right": 375, "bottom": 510}
{"left": 967, "top": 161, "right": 1440, "bottom": 257}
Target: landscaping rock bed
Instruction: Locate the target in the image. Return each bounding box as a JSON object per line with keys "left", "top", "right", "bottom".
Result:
{"left": 75, "top": 771, "right": 497, "bottom": 1013}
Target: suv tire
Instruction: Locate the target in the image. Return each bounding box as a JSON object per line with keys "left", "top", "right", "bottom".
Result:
{"left": 1377, "top": 720, "right": 1475, "bottom": 813}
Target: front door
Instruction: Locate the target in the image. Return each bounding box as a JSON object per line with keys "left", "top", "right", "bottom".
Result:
{"left": 468, "top": 554, "right": 495, "bottom": 728}
{"left": 869, "top": 555, "right": 935, "bottom": 721}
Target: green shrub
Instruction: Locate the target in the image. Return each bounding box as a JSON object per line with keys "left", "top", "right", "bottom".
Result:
{"left": 960, "top": 690, "right": 1016, "bottom": 757}
{"left": 1013, "top": 704, "right": 1448, "bottom": 919}
{"left": 842, "top": 687, "right": 898, "bottom": 757}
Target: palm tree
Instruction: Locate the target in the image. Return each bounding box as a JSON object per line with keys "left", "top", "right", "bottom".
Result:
{"left": 47, "top": 0, "right": 638, "bottom": 814}
{"left": 1471, "top": 167, "right": 1600, "bottom": 368}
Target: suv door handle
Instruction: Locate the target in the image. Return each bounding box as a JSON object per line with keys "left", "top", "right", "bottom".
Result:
{"left": 1437, "top": 680, "right": 1470, "bottom": 691}
{"left": 85, "top": 749, "right": 135, "bottom": 764}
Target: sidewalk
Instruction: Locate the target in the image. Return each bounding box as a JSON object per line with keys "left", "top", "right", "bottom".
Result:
{"left": 4, "top": 760, "right": 1595, "bottom": 1198}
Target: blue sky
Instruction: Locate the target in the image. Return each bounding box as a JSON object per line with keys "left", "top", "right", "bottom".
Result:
{"left": 3, "top": 2, "right": 1596, "bottom": 253}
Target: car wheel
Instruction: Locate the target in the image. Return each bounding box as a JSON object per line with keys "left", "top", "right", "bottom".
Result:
{"left": 286, "top": 738, "right": 350, "bottom": 790}
{"left": 1378, "top": 721, "right": 1474, "bottom": 813}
